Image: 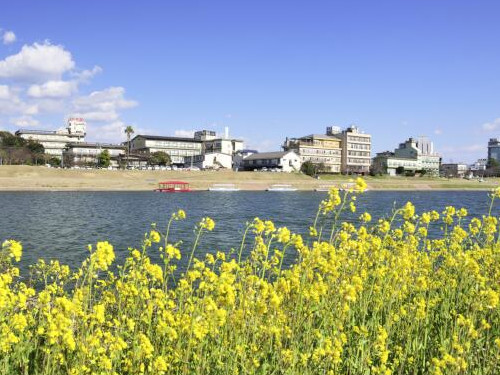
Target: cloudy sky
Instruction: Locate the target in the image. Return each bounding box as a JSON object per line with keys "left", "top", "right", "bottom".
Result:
{"left": 1, "top": 0, "right": 499, "bottom": 162}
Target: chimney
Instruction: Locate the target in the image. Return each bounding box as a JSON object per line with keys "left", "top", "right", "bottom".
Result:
{"left": 224, "top": 126, "right": 229, "bottom": 139}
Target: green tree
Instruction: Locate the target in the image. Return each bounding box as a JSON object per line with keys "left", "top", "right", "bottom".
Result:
{"left": 124, "top": 125, "right": 134, "bottom": 165}
{"left": 98, "top": 150, "right": 111, "bottom": 168}
{"left": 48, "top": 157, "right": 61, "bottom": 167}
{"left": 301, "top": 161, "right": 317, "bottom": 177}
{"left": 0, "top": 131, "right": 26, "bottom": 147}
{"left": 148, "top": 151, "right": 171, "bottom": 166}
{"left": 301, "top": 161, "right": 328, "bottom": 176}
{"left": 26, "top": 140, "right": 44, "bottom": 154}
{"left": 26, "top": 140, "right": 45, "bottom": 165}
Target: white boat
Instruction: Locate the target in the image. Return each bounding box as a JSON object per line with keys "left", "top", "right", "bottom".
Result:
{"left": 314, "top": 185, "right": 336, "bottom": 192}
{"left": 339, "top": 182, "right": 355, "bottom": 191}
{"left": 266, "top": 184, "right": 298, "bottom": 192}
{"left": 208, "top": 184, "right": 240, "bottom": 191}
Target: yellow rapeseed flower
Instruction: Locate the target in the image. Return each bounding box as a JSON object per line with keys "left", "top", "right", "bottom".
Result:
{"left": 3, "top": 240, "right": 22, "bottom": 262}
{"left": 149, "top": 230, "right": 161, "bottom": 243}
{"left": 200, "top": 217, "right": 215, "bottom": 231}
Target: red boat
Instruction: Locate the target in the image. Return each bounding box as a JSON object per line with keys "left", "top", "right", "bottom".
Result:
{"left": 155, "top": 181, "right": 192, "bottom": 192}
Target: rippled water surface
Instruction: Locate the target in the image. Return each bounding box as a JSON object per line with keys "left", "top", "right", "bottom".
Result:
{"left": 0, "top": 191, "right": 498, "bottom": 272}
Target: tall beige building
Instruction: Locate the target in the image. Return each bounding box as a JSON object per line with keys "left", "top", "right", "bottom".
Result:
{"left": 327, "top": 126, "right": 372, "bottom": 174}
{"left": 283, "top": 134, "right": 342, "bottom": 173}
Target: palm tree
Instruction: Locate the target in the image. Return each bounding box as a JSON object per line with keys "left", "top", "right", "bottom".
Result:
{"left": 124, "top": 125, "right": 134, "bottom": 167}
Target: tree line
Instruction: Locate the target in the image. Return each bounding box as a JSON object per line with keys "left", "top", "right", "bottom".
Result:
{"left": 0, "top": 131, "right": 56, "bottom": 165}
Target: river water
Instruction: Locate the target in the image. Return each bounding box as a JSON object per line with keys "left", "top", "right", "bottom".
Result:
{"left": 0, "top": 191, "right": 498, "bottom": 272}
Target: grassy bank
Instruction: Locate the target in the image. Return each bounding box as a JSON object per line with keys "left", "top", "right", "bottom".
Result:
{"left": 0, "top": 165, "right": 497, "bottom": 191}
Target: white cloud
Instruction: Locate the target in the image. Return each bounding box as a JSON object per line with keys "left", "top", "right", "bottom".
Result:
{"left": 23, "top": 104, "right": 39, "bottom": 115}
{"left": 27, "top": 80, "right": 77, "bottom": 98}
{"left": 482, "top": 118, "right": 500, "bottom": 132}
{"left": 0, "top": 85, "right": 13, "bottom": 100}
{"left": 0, "top": 36, "right": 137, "bottom": 142}
{"left": 10, "top": 115, "right": 39, "bottom": 127}
{"left": 78, "top": 111, "right": 120, "bottom": 122}
{"left": 72, "top": 87, "right": 137, "bottom": 123}
{"left": 174, "top": 129, "right": 195, "bottom": 138}
{"left": 2, "top": 31, "right": 16, "bottom": 45}
{"left": 0, "top": 41, "right": 75, "bottom": 82}
{"left": 73, "top": 65, "right": 102, "bottom": 83}
{"left": 86, "top": 121, "right": 125, "bottom": 142}
{"left": 434, "top": 129, "right": 442, "bottom": 135}
{"left": 85, "top": 122, "right": 150, "bottom": 143}
{"left": 0, "top": 86, "right": 39, "bottom": 116}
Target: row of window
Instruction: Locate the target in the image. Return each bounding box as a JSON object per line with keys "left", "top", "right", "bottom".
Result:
{"left": 24, "top": 135, "right": 82, "bottom": 142}
{"left": 348, "top": 143, "right": 371, "bottom": 150}
{"left": 146, "top": 140, "right": 202, "bottom": 149}
{"left": 245, "top": 159, "right": 281, "bottom": 165}
{"left": 191, "top": 155, "right": 205, "bottom": 162}
{"left": 304, "top": 156, "right": 341, "bottom": 163}
{"left": 299, "top": 148, "right": 341, "bottom": 155}
{"left": 68, "top": 149, "right": 122, "bottom": 156}
{"left": 347, "top": 158, "right": 371, "bottom": 164}
{"left": 387, "top": 161, "right": 418, "bottom": 168}
{"left": 150, "top": 148, "right": 200, "bottom": 156}
{"left": 347, "top": 136, "right": 371, "bottom": 143}
{"left": 347, "top": 151, "right": 370, "bottom": 157}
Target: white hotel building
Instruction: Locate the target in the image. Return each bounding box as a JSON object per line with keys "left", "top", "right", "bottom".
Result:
{"left": 15, "top": 118, "right": 87, "bottom": 157}
{"left": 129, "top": 135, "right": 203, "bottom": 165}
{"left": 63, "top": 142, "right": 125, "bottom": 167}
{"left": 130, "top": 129, "right": 243, "bottom": 167}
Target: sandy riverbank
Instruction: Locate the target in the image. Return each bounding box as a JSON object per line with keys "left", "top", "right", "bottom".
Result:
{"left": 0, "top": 165, "right": 497, "bottom": 191}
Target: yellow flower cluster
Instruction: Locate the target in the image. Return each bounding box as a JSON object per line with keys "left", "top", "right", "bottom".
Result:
{"left": 0, "top": 180, "right": 499, "bottom": 374}
{"left": 2, "top": 240, "right": 22, "bottom": 262}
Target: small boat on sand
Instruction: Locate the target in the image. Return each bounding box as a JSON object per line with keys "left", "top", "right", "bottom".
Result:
{"left": 154, "top": 181, "right": 192, "bottom": 192}
{"left": 266, "top": 184, "right": 297, "bottom": 192}
{"left": 314, "top": 185, "right": 336, "bottom": 192}
{"left": 208, "top": 184, "right": 240, "bottom": 191}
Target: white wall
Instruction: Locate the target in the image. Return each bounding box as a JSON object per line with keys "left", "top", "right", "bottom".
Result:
{"left": 281, "top": 152, "right": 301, "bottom": 172}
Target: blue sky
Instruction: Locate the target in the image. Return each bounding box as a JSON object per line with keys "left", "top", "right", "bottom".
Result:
{"left": 1, "top": 0, "right": 499, "bottom": 162}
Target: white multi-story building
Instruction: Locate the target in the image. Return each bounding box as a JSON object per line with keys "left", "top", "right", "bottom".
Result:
{"left": 63, "top": 142, "right": 125, "bottom": 167}
{"left": 187, "top": 128, "right": 244, "bottom": 169}
{"left": 132, "top": 128, "right": 244, "bottom": 168}
{"left": 283, "top": 125, "right": 371, "bottom": 174}
{"left": 283, "top": 133, "right": 342, "bottom": 173}
{"left": 327, "top": 125, "right": 372, "bottom": 174}
{"left": 15, "top": 118, "right": 86, "bottom": 157}
{"left": 130, "top": 135, "right": 203, "bottom": 165}
{"left": 372, "top": 137, "right": 441, "bottom": 176}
